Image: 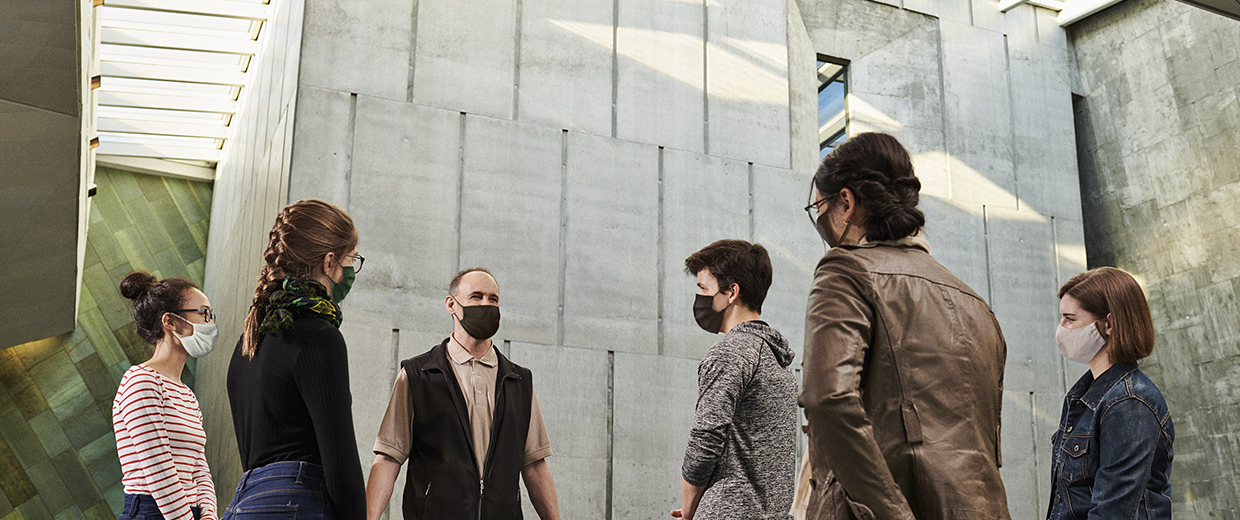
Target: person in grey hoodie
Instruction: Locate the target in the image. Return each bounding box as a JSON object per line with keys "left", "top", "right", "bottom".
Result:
{"left": 673, "top": 239, "right": 799, "bottom": 520}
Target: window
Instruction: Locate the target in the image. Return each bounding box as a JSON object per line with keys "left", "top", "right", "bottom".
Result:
{"left": 817, "top": 58, "right": 847, "bottom": 159}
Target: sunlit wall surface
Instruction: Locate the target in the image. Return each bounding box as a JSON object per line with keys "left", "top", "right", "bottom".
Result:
{"left": 0, "top": 167, "right": 211, "bottom": 520}
{"left": 1070, "top": 0, "right": 1240, "bottom": 514}
{"left": 197, "top": 0, "right": 1087, "bottom": 517}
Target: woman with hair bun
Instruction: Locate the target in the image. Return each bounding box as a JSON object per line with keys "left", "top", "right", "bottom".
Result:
{"left": 1048, "top": 267, "right": 1172, "bottom": 519}
{"left": 222, "top": 199, "right": 365, "bottom": 520}
{"left": 796, "top": 132, "right": 1011, "bottom": 519}
{"left": 113, "top": 271, "right": 219, "bottom": 520}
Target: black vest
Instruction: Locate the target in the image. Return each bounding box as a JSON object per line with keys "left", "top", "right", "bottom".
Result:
{"left": 400, "top": 339, "right": 532, "bottom": 520}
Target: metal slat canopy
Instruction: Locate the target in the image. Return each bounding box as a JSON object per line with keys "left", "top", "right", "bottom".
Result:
{"left": 96, "top": 0, "right": 268, "bottom": 179}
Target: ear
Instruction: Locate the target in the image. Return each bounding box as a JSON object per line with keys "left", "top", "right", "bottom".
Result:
{"left": 321, "top": 252, "right": 337, "bottom": 276}
{"left": 445, "top": 295, "right": 455, "bottom": 314}
{"left": 725, "top": 283, "right": 741, "bottom": 305}
{"left": 1100, "top": 313, "right": 1114, "bottom": 338}
{"left": 161, "top": 313, "right": 184, "bottom": 338}
{"left": 838, "top": 188, "right": 857, "bottom": 223}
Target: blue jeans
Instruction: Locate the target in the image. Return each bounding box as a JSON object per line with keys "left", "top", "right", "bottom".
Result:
{"left": 221, "top": 461, "right": 336, "bottom": 520}
{"left": 120, "top": 494, "right": 201, "bottom": 520}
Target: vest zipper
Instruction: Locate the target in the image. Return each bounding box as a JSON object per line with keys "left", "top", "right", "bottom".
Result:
{"left": 477, "top": 479, "right": 485, "bottom": 520}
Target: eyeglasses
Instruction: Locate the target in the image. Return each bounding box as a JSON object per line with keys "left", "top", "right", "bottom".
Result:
{"left": 345, "top": 252, "right": 365, "bottom": 273}
{"left": 174, "top": 307, "right": 215, "bottom": 324}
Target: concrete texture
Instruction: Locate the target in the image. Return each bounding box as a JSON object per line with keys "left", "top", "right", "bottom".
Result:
{"left": 300, "top": 0, "right": 412, "bottom": 101}
{"left": 615, "top": 0, "right": 705, "bottom": 152}
{"left": 411, "top": 0, "right": 517, "bottom": 118}
{"left": 562, "top": 132, "right": 660, "bottom": 354}
{"left": 751, "top": 164, "right": 822, "bottom": 358}
{"left": 459, "top": 116, "right": 563, "bottom": 346}
{"left": 1070, "top": 0, "right": 1240, "bottom": 514}
{"left": 706, "top": 0, "right": 791, "bottom": 167}
{"left": 517, "top": 0, "right": 615, "bottom": 135}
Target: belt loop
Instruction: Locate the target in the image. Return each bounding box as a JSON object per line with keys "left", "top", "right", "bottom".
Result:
{"left": 296, "top": 461, "right": 305, "bottom": 484}
{"left": 237, "top": 468, "right": 252, "bottom": 492}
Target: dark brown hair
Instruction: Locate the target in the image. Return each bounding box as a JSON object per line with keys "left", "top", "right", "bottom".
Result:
{"left": 449, "top": 267, "right": 495, "bottom": 296}
{"left": 684, "top": 239, "right": 773, "bottom": 313}
{"left": 814, "top": 132, "right": 924, "bottom": 241}
{"left": 1058, "top": 267, "right": 1155, "bottom": 364}
{"left": 242, "top": 199, "right": 358, "bottom": 358}
{"left": 120, "top": 271, "right": 198, "bottom": 345}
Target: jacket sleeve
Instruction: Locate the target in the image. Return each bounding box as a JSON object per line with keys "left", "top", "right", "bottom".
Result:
{"left": 682, "top": 346, "right": 752, "bottom": 486}
{"left": 294, "top": 331, "right": 367, "bottom": 519}
{"left": 798, "top": 254, "right": 915, "bottom": 520}
{"left": 1089, "top": 398, "right": 1163, "bottom": 519}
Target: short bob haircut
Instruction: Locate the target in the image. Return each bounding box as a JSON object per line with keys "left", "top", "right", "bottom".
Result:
{"left": 1058, "top": 267, "right": 1155, "bottom": 364}
{"left": 684, "top": 239, "right": 773, "bottom": 313}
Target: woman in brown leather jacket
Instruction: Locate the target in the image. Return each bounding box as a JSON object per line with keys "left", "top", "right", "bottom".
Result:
{"left": 798, "top": 132, "right": 1012, "bottom": 520}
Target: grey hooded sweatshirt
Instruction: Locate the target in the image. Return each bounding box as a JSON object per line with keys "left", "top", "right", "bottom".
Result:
{"left": 682, "top": 320, "right": 799, "bottom": 519}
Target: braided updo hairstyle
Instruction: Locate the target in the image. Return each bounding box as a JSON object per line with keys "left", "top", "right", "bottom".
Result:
{"left": 814, "top": 132, "right": 925, "bottom": 242}
{"left": 120, "top": 271, "right": 199, "bottom": 345}
{"left": 241, "top": 199, "right": 358, "bottom": 358}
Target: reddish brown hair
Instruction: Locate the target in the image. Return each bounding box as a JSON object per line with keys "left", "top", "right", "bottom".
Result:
{"left": 1058, "top": 267, "right": 1155, "bottom": 364}
{"left": 242, "top": 200, "right": 358, "bottom": 357}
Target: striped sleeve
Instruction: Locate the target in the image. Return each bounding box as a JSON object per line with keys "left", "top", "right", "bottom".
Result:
{"left": 115, "top": 372, "right": 196, "bottom": 520}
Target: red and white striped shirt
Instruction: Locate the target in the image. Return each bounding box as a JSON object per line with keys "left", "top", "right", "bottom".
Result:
{"left": 113, "top": 364, "right": 217, "bottom": 520}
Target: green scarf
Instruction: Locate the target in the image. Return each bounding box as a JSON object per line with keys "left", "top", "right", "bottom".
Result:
{"left": 258, "top": 278, "right": 342, "bottom": 335}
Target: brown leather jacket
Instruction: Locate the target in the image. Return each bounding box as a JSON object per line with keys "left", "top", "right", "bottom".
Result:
{"left": 799, "top": 236, "right": 1010, "bottom": 520}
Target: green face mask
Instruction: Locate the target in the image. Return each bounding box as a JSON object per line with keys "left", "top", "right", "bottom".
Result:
{"left": 332, "top": 266, "right": 355, "bottom": 302}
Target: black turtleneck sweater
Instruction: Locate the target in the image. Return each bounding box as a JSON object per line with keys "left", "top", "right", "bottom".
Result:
{"left": 226, "top": 316, "right": 365, "bottom": 518}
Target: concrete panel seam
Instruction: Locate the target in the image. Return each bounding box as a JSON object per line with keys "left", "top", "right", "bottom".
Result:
{"left": 390, "top": 329, "right": 400, "bottom": 388}
{"left": 935, "top": 24, "right": 952, "bottom": 199}
{"left": 657, "top": 147, "right": 666, "bottom": 357}
{"left": 455, "top": 112, "right": 467, "bottom": 273}
{"left": 513, "top": 0, "right": 523, "bottom": 120}
{"left": 701, "top": 0, "right": 710, "bottom": 155}
{"left": 610, "top": 0, "right": 619, "bottom": 138}
{"left": 346, "top": 93, "right": 358, "bottom": 211}
{"left": 1004, "top": 35, "right": 1021, "bottom": 210}
{"left": 748, "top": 162, "right": 756, "bottom": 241}
{"left": 558, "top": 129, "right": 569, "bottom": 347}
{"left": 1030, "top": 391, "right": 1043, "bottom": 504}
{"left": 983, "top": 205, "right": 993, "bottom": 303}
{"left": 606, "top": 350, "right": 615, "bottom": 520}
{"left": 406, "top": 0, "right": 419, "bottom": 104}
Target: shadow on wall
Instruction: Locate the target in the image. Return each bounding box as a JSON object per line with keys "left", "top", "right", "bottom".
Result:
{"left": 0, "top": 167, "right": 212, "bottom": 520}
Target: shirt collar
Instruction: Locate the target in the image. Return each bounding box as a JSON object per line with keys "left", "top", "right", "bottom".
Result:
{"left": 448, "top": 333, "right": 497, "bottom": 367}
{"left": 853, "top": 230, "right": 931, "bottom": 253}
{"left": 1067, "top": 362, "right": 1139, "bottom": 410}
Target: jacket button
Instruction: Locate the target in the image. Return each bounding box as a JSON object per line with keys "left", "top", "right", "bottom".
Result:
{"left": 1073, "top": 444, "right": 1080, "bottom": 452}
{"left": 1055, "top": 492, "right": 1061, "bottom": 502}
{"left": 1067, "top": 426, "right": 1073, "bottom": 432}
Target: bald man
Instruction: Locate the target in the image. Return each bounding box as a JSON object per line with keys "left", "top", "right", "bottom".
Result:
{"left": 365, "top": 267, "right": 560, "bottom": 520}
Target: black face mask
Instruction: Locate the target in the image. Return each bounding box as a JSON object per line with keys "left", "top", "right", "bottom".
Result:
{"left": 452, "top": 296, "right": 501, "bottom": 340}
{"left": 693, "top": 293, "right": 727, "bottom": 334}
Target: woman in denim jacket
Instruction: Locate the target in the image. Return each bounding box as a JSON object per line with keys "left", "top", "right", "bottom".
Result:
{"left": 1049, "top": 267, "right": 1173, "bottom": 519}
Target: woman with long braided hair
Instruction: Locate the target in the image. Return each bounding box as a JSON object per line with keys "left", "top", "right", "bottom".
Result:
{"left": 222, "top": 199, "right": 366, "bottom": 520}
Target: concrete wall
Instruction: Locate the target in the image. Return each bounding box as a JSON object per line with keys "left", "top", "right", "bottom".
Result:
{"left": 1069, "top": 0, "right": 1240, "bottom": 515}
{"left": 197, "top": 0, "right": 1085, "bottom": 516}
{"left": 793, "top": 0, "right": 1085, "bottom": 514}
{"left": 196, "top": 0, "right": 305, "bottom": 504}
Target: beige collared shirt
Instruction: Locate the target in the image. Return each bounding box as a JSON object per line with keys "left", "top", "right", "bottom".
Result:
{"left": 373, "top": 337, "right": 552, "bottom": 473}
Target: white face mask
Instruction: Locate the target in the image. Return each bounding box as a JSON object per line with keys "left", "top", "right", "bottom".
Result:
{"left": 171, "top": 313, "right": 219, "bottom": 358}
{"left": 1055, "top": 321, "right": 1107, "bottom": 364}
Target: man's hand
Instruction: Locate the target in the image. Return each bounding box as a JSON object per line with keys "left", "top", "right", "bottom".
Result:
{"left": 671, "top": 479, "right": 707, "bottom": 519}
{"left": 365, "top": 453, "right": 402, "bottom": 520}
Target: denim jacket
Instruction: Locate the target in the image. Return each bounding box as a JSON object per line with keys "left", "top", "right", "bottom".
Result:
{"left": 1047, "top": 363, "right": 1174, "bottom": 520}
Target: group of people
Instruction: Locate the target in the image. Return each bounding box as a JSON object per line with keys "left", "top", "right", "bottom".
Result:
{"left": 110, "top": 132, "right": 1173, "bottom": 520}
